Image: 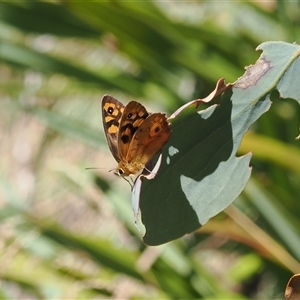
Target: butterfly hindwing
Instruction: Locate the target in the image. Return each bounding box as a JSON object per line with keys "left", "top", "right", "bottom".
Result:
{"left": 126, "top": 113, "right": 171, "bottom": 163}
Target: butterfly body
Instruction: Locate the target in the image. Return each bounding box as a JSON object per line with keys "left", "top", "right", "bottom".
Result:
{"left": 102, "top": 95, "right": 171, "bottom": 177}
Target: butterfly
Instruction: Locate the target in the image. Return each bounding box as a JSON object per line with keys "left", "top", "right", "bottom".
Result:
{"left": 101, "top": 95, "right": 171, "bottom": 177}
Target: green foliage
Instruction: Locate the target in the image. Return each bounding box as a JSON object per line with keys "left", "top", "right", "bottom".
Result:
{"left": 140, "top": 42, "right": 300, "bottom": 245}
{"left": 0, "top": 1, "right": 299, "bottom": 298}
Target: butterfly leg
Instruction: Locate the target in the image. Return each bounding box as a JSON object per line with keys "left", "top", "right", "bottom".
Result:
{"left": 121, "top": 176, "right": 134, "bottom": 189}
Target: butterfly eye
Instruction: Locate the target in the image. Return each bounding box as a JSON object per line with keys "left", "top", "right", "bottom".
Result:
{"left": 113, "top": 168, "right": 123, "bottom": 176}
{"left": 127, "top": 113, "right": 133, "bottom": 119}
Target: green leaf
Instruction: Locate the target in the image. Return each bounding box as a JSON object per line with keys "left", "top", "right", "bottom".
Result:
{"left": 139, "top": 41, "right": 300, "bottom": 245}
{"left": 67, "top": 1, "right": 241, "bottom": 88}
{"left": 0, "top": 2, "right": 100, "bottom": 37}
{"left": 0, "top": 40, "right": 131, "bottom": 91}
{"left": 244, "top": 179, "right": 300, "bottom": 262}
{"left": 21, "top": 104, "right": 103, "bottom": 149}
{"left": 239, "top": 132, "right": 300, "bottom": 172}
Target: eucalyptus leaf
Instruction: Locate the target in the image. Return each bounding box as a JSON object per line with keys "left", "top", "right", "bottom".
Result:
{"left": 139, "top": 41, "right": 300, "bottom": 245}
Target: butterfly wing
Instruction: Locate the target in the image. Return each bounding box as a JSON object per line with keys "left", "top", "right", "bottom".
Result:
{"left": 118, "top": 101, "right": 149, "bottom": 161}
{"left": 126, "top": 113, "right": 171, "bottom": 165}
{"left": 101, "top": 95, "right": 125, "bottom": 162}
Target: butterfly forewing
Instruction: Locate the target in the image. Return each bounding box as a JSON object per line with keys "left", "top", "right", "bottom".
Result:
{"left": 101, "top": 95, "right": 125, "bottom": 162}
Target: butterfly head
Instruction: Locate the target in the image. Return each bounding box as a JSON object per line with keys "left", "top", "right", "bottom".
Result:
{"left": 108, "top": 161, "right": 130, "bottom": 177}
{"left": 111, "top": 160, "right": 146, "bottom": 177}
{"left": 113, "top": 167, "right": 126, "bottom": 177}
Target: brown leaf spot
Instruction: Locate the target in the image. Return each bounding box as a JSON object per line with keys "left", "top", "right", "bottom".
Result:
{"left": 234, "top": 57, "right": 271, "bottom": 89}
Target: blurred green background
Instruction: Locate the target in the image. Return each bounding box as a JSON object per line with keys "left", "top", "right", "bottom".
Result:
{"left": 1, "top": 1, "right": 300, "bottom": 299}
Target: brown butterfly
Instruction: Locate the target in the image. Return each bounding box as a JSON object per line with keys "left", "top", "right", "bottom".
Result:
{"left": 101, "top": 95, "right": 171, "bottom": 177}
